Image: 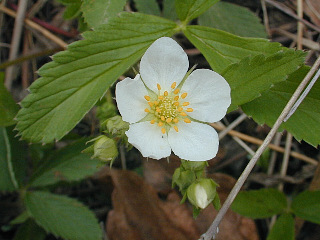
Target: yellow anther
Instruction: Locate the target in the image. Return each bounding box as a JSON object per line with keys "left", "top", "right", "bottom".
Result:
{"left": 174, "top": 126, "right": 179, "bottom": 132}
{"left": 161, "top": 128, "right": 166, "bottom": 134}
{"left": 148, "top": 102, "right": 154, "bottom": 107}
{"left": 157, "top": 83, "right": 161, "bottom": 90}
{"left": 145, "top": 108, "right": 150, "bottom": 112}
{"left": 158, "top": 121, "right": 164, "bottom": 127}
{"left": 171, "top": 82, "right": 177, "bottom": 89}
{"left": 181, "top": 92, "right": 188, "bottom": 99}
{"left": 154, "top": 101, "right": 159, "bottom": 105}
{"left": 166, "top": 118, "right": 172, "bottom": 123}
{"left": 150, "top": 119, "right": 155, "bottom": 124}
{"left": 182, "top": 102, "right": 190, "bottom": 106}
{"left": 158, "top": 95, "right": 164, "bottom": 100}
{"left": 184, "top": 118, "right": 191, "bottom": 123}
{"left": 164, "top": 91, "right": 168, "bottom": 96}
{"left": 144, "top": 95, "right": 151, "bottom": 101}
{"left": 174, "top": 96, "right": 179, "bottom": 101}
{"left": 177, "top": 107, "right": 183, "bottom": 112}
{"left": 173, "top": 118, "right": 179, "bottom": 123}
{"left": 174, "top": 88, "right": 180, "bottom": 94}
{"left": 180, "top": 112, "right": 187, "bottom": 116}
{"left": 187, "top": 108, "right": 193, "bottom": 112}
{"left": 156, "top": 107, "right": 161, "bottom": 113}
{"left": 161, "top": 116, "right": 165, "bottom": 121}
{"left": 173, "top": 102, "right": 179, "bottom": 106}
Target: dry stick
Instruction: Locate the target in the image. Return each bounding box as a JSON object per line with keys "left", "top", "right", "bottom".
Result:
{"left": 278, "top": 133, "right": 293, "bottom": 192}
{"left": 0, "top": 5, "right": 67, "bottom": 48}
{"left": 5, "top": 0, "right": 28, "bottom": 91}
{"left": 264, "top": 0, "right": 320, "bottom": 33}
{"left": 297, "top": 0, "right": 304, "bottom": 50}
{"left": 267, "top": 133, "right": 282, "bottom": 175}
{"left": 211, "top": 123, "right": 317, "bottom": 165}
{"left": 261, "top": 0, "right": 271, "bottom": 36}
{"left": 218, "top": 113, "right": 247, "bottom": 140}
{"left": 201, "top": 55, "right": 320, "bottom": 240}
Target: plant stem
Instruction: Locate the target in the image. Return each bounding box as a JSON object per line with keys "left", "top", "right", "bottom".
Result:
{"left": 201, "top": 55, "right": 320, "bottom": 240}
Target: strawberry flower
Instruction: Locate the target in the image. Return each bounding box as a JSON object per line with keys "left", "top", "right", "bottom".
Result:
{"left": 116, "top": 37, "right": 231, "bottom": 161}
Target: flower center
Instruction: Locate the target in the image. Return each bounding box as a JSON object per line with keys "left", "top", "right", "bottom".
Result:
{"left": 144, "top": 82, "right": 193, "bottom": 134}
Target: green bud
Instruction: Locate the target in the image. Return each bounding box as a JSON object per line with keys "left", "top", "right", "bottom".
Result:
{"left": 181, "top": 159, "right": 207, "bottom": 171}
{"left": 92, "top": 135, "right": 118, "bottom": 162}
{"left": 172, "top": 168, "right": 196, "bottom": 193}
{"left": 187, "top": 179, "right": 218, "bottom": 209}
{"left": 104, "top": 115, "right": 129, "bottom": 137}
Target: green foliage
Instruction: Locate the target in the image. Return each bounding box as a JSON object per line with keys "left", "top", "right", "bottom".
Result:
{"left": 29, "top": 139, "right": 101, "bottom": 187}
{"left": 267, "top": 214, "right": 294, "bottom": 240}
{"left": 222, "top": 50, "right": 306, "bottom": 112}
{"left": 231, "top": 188, "right": 288, "bottom": 218}
{"left": 81, "top": 0, "right": 127, "bottom": 28}
{"left": 162, "top": 0, "right": 178, "bottom": 20}
{"left": 16, "top": 12, "right": 177, "bottom": 143}
{"left": 134, "top": 0, "right": 161, "bottom": 16}
{"left": 13, "top": 219, "right": 47, "bottom": 240}
{"left": 175, "top": 0, "right": 219, "bottom": 23}
{"left": 292, "top": 190, "right": 320, "bottom": 224}
{"left": 0, "top": 74, "right": 19, "bottom": 126}
{"left": 242, "top": 66, "right": 320, "bottom": 146}
{"left": 25, "top": 191, "right": 102, "bottom": 240}
{"left": 183, "top": 25, "right": 283, "bottom": 73}
{"left": 198, "top": 1, "right": 267, "bottom": 38}
{"left": 57, "top": 0, "right": 82, "bottom": 20}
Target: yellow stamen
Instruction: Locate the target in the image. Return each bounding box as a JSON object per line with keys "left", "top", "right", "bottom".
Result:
{"left": 144, "top": 95, "right": 151, "bottom": 101}
{"left": 174, "top": 126, "right": 179, "bottom": 132}
{"left": 173, "top": 102, "right": 179, "bottom": 106}
{"left": 157, "top": 83, "right": 161, "bottom": 90}
{"left": 158, "top": 121, "right": 164, "bottom": 127}
{"left": 182, "top": 102, "right": 189, "bottom": 106}
{"left": 174, "top": 88, "right": 180, "bottom": 94}
{"left": 161, "top": 116, "right": 165, "bottom": 121}
{"left": 148, "top": 102, "right": 154, "bottom": 107}
{"left": 184, "top": 118, "right": 191, "bottom": 123}
{"left": 145, "top": 108, "right": 150, "bottom": 112}
{"left": 164, "top": 91, "right": 168, "bottom": 96}
{"left": 174, "top": 96, "right": 179, "bottom": 101}
{"left": 177, "top": 107, "right": 183, "bottom": 112}
{"left": 156, "top": 107, "right": 161, "bottom": 113}
{"left": 180, "top": 112, "right": 187, "bottom": 116}
{"left": 161, "top": 128, "right": 166, "bottom": 134}
{"left": 181, "top": 92, "right": 187, "bottom": 99}
{"left": 187, "top": 108, "right": 193, "bottom": 112}
{"left": 173, "top": 118, "right": 179, "bottom": 123}
{"left": 150, "top": 119, "right": 155, "bottom": 124}
{"left": 154, "top": 101, "right": 159, "bottom": 105}
{"left": 171, "top": 82, "right": 177, "bottom": 89}
{"left": 166, "top": 118, "right": 172, "bottom": 123}
{"left": 158, "top": 95, "right": 164, "bottom": 100}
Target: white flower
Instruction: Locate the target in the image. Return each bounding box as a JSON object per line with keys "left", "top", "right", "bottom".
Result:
{"left": 116, "top": 37, "right": 231, "bottom": 161}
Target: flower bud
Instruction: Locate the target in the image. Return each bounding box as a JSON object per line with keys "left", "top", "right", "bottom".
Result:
{"left": 104, "top": 115, "right": 129, "bottom": 137}
{"left": 172, "top": 168, "right": 196, "bottom": 192}
{"left": 92, "top": 135, "right": 118, "bottom": 162}
{"left": 187, "top": 179, "right": 218, "bottom": 209}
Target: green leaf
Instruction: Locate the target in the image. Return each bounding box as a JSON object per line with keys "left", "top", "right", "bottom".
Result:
{"left": 0, "top": 126, "right": 26, "bottom": 191}
{"left": 0, "top": 74, "right": 19, "bottom": 127}
{"left": 198, "top": 1, "right": 267, "bottom": 38}
{"left": 30, "top": 139, "right": 101, "bottom": 187}
{"left": 267, "top": 213, "right": 294, "bottom": 240}
{"left": 81, "top": 0, "right": 127, "bottom": 28}
{"left": 57, "top": 0, "right": 82, "bottom": 20}
{"left": 25, "top": 191, "right": 101, "bottom": 240}
{"left": 292, "top": 190, "right": 320, "bottom": 224}
{"left": 175, "top": 0, "right": 219, "bottom": 22}
{"left": 16, "top": 12, "right": 177, "bottom": 143}
{"left": 242, "top": 66, "right": 320, "bottom": 147}
{"left": 231, "top": 188, "right": 288, "bottom": 219}
{"left": 162, "top": 0, "right": 178, "bottom": 20}
{"left": 134, "top": 0, "right": 160, "bottom": 16}
{"left": 222, "top": 50, "right": 306, "bottom": 111}
{"left": 13, "top": 219, "right": 47, "bottom": 240}
{"left": 184, "top": 25, "right": 283, "bottom": 73}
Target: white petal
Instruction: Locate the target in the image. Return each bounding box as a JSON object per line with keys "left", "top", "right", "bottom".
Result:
{"left": 195, "top": 185, "right": 210, "bottom": 209}
{"left": 140, "top": 37, "right": 189, "bottom": 93}
{"left": 126, "top": 122, "right": 171, "bottom": 160}
{"left": 168, "top": 121, "right": 219, "bottom": 161}
{"left": 181, "top": 69, "right": 231, "bottom": 123}
{"left": 115, "top": 74, "right": 148, "bottom": 124}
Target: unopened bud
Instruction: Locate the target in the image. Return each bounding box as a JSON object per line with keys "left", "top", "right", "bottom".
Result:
{"left": 104, "top": 115, "right": 129, "bottom": 137}
{"left": 187, "top": 179, "right": 218, "bottom": 209}
{"left": 92, "top": 135, "right": 118, "bottom": 162}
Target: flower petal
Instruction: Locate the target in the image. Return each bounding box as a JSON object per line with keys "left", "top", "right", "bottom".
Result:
{"left": 115, "top": 74, "right": 148, "bottom": 124}
{"left": 126, "top": 122, "right": 171, "bottom": 160}
{"left": 140, "top": 37, "right": 189, "bottom": 93}
{"left": 168, "top": 121, "right": 219, "bottom": 161}
{"left": 181, "top": 69, "right": 231, "bottom": 123}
